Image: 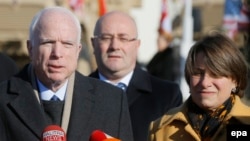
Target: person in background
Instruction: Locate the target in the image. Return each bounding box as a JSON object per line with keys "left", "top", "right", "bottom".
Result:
{"left": 89, "top": 11, "right": 182, "bottom": 141}
{"left": 0, "top": 7, "right": 133, "bottom": 141}
{"left": 146, "top": 32, "right": 180, "bottom": 82}
{"left": 148, "top": 32, "right": 250, "bottom": 141}
{"left": 0, "top": 52, "right": 19, "bottom": 82}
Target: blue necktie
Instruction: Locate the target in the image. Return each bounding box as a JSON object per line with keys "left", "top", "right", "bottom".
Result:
{"left": 117, "top": 82, "right": 127, "bottom": 91}
{"left": 50, "top": 95, "right": 60, "bottom": 101}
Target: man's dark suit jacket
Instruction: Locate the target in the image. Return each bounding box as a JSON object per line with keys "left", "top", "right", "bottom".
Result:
{"left": 0, "top": 65, "right": 133, "bottom": 141}
{"left": 0, "top": 53, "right": 19, "bottom": 82}
{"left": 89, "top": 65, "right": 183, "bottom": 141}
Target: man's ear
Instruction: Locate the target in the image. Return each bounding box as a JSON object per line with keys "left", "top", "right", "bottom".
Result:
{"left": 78, "top": 43, "right": 82, "bottom": 52}
{"left": 26, "top": 40, "right": 33, "bottom": 60}
{"left": 90, "top": 37, "right": 97, "bottom": 55}
{"left": 90, "top": 37, "right": 95, "bottom": 48}
{"left": 136, "top": 39, "right": 141, "bottom": 49}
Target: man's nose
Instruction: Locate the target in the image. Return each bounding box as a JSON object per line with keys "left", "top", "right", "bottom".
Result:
{"left": 109, "top": 37, "right": 122, "bottom": 50}
{"left": 51, "top": 42, "right": 62, "bottom": 58}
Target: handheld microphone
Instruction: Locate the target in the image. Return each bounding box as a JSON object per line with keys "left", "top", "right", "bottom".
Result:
{"left": 41, "top": 125, "right": 66, "bottom": 141}
{"left": 89, "top": 130, "right": 121, "bottom": 141}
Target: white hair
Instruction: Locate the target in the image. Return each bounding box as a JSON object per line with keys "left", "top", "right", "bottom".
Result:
{"left": 29, "top": 6, "right": 81, "bottom": 46}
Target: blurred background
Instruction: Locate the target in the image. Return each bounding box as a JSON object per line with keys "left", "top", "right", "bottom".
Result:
{"left": 0, "top": 0, "right": 249, "bottom": 101}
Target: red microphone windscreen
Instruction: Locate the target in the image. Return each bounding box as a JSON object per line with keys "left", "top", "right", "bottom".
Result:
{"left": 89, "top": 130, "right": 121, "bottom": 141}
{"left": 42, "top": 125, "right": 66, "bottom": 141}
{"left": 103, "top": 139, "right": 120, "bottom": 141}
{"left": 89, "top": 130, "right": 107, "bottom": 141}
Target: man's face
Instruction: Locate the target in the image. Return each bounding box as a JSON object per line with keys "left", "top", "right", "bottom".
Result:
{"left": 92, "top": 13, "right": 140, "bottom": 78}
{"left": 28, "top": 13, "right": 81, "bottom": 89}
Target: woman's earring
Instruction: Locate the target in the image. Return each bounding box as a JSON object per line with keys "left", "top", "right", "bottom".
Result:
{"left": 231, "top": 87, "right": 238, "bottom": 94}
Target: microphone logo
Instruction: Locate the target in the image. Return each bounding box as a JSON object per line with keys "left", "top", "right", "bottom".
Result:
{"left": 42, "top": 125, "right": 66, "bottom": 141}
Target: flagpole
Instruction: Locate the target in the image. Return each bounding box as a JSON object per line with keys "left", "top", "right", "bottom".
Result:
{"left": 179, "top": 0, "right": 193, "bottom": 101}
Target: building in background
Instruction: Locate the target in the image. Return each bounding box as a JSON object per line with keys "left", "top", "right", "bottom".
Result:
{"left": 0, "top": 0, "right": 142, "bottom": 75}
{"left": 2, "top": 0, "right": 249, "bottom": 100}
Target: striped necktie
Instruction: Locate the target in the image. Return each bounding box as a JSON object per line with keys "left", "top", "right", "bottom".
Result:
{"left": 117, "top": 82, "right": 127, "bottom": 91}
{"left": 50, "top": 95, "right": 60, "bottom": 101}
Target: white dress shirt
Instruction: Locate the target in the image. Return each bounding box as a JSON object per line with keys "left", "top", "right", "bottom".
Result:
{"left": 98, "top": 71, "right": 133, "bottom": 87}
{"left": 37, "top": 79, "right": 68, "bottom": 101}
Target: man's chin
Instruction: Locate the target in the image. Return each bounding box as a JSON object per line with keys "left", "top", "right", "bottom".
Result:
{"left": 106, "top": 63, "right": 123, "bottom": 70}
{"left": 48, "top": 75, "right": 67, "bottom": 84}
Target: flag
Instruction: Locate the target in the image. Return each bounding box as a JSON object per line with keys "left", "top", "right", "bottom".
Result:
{"left": 238, "top": 1, "right": 250, "bottom": 32}
{"left": 223, "top": 0, "right": 243, "bottom": 39}
{"left": 98, "top": 0, "right": 107, "bottom": 16}
{"left": 158, "top": 0, "right": 172, "bottom": 42}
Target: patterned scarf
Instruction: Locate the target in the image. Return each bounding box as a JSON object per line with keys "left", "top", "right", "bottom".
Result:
{"left": 187, "top": 95, "right": 235, "bottom": 140}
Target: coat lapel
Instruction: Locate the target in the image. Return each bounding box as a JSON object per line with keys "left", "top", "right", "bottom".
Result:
{"left": 126, "top": 66, "right": 152, "bottom": 106}
{"left": 67, "top": 72, "right": 96, "bottom": 139}
{"left": 89, "top": 67, "right": 153, "bottom": 106}
{"left": 8, "top": 77, "right": 47, "bottom": 138}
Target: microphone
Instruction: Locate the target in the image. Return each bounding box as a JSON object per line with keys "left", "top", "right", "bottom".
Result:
{"left": 41, "top": 125, "right": 66, "bottom": 141}
{"left": 89, "top": 130, "right": 121, "bottom": 141}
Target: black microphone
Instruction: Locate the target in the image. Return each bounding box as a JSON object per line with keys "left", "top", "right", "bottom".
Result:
{"left": 41, "top": 125, "right": 66, "bottom": 141}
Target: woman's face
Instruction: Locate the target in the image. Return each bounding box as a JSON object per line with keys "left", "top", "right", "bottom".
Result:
{"left": 189, "top": 52, "right": 237, "bottom": 111}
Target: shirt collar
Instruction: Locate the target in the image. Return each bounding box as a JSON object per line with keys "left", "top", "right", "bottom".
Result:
{"left": 98, "top": 71, "right": 133, "bottom": 86}
{"left": 37, "top": 79, "right": 68, "bottom": 101}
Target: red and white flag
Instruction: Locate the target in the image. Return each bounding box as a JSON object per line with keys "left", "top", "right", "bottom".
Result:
{"left": 238, "top": 2, "right": 250, "bottom": 32}
{"left": 158, "top": 0, "right": 172, "bottom": 40}
{"left": 68, "top": 0, "right": 84, "bottom": 12}
{"left": 223, "top": 0, "right": 250, "bottom": 39}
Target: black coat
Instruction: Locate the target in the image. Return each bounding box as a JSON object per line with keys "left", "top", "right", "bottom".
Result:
{"left": 0, "top": 53, "right": 19, "bottom": 82}
{"left": 89, "top": 65, "right": 183, "bottom": 141}
{"left": 0, "top": 65, "right": 133, "bottom": 141}
{"left": 147, "top": 47, "right": 180, "bottom": 82}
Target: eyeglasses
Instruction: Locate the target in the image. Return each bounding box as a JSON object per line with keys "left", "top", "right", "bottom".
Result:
{"left": 93, "top": 35, "right": 137, "bottom": 44}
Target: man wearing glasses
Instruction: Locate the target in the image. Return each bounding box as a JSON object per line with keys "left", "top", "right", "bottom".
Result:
{"left": 89, "top": 11, "right": 183, "bottom": 141}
